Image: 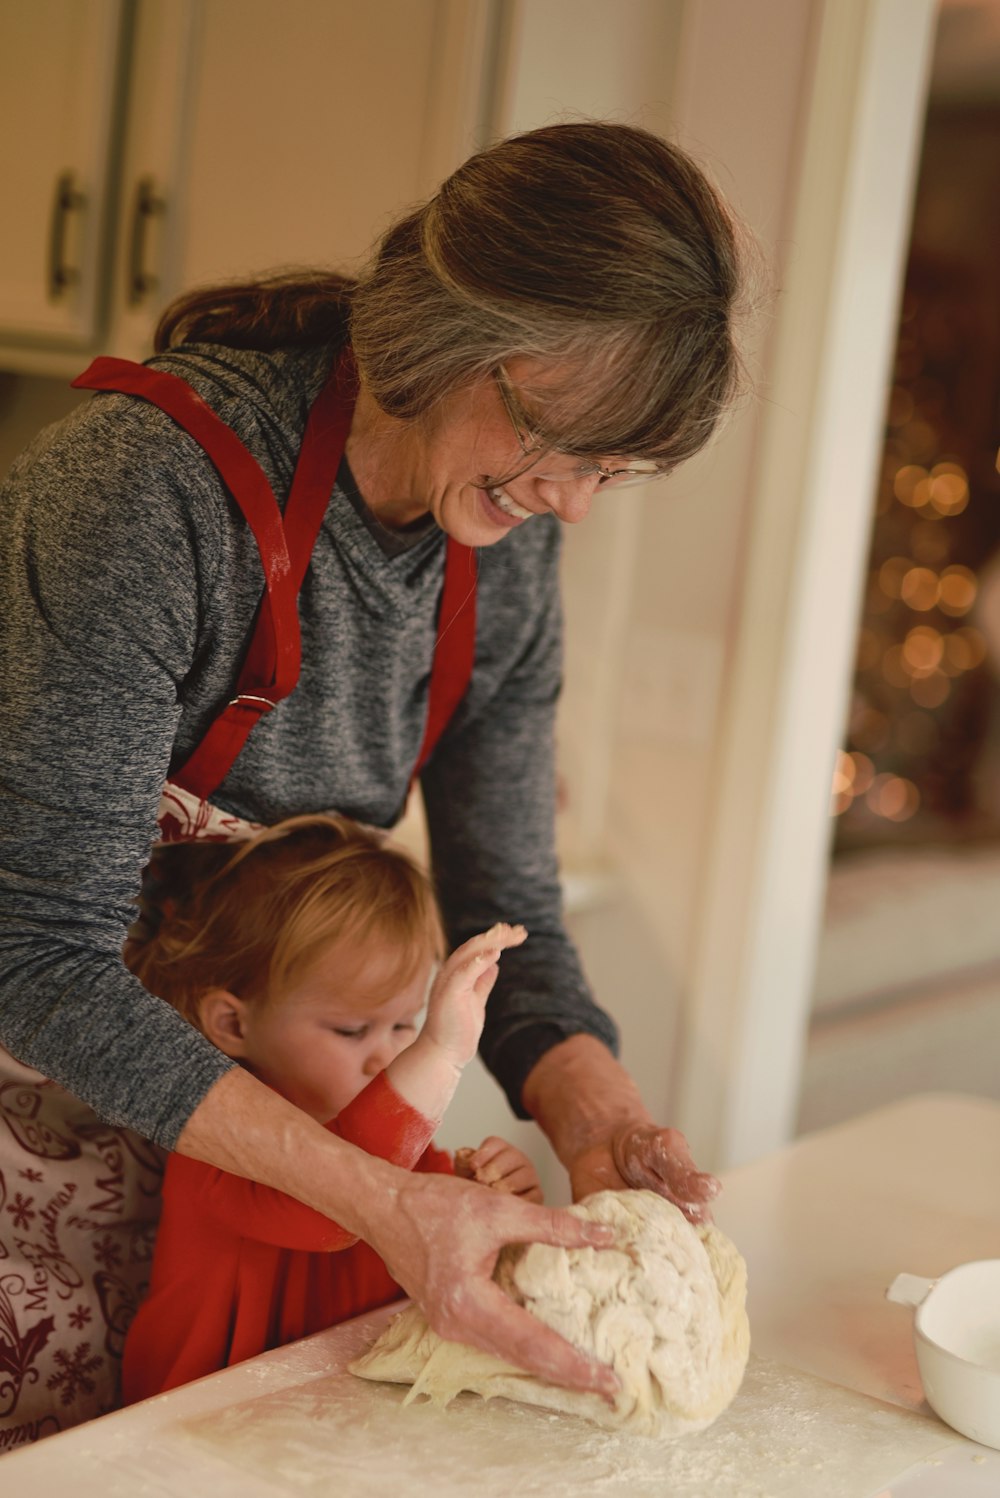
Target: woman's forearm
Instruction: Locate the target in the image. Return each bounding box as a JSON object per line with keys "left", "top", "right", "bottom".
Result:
{"left": 520, "top": 1034, "right": 653, "bottom": 1168}
{"left": 175, "top": 1067, "right": 404, "bottom": 1239}
{"left": 522, "top": 1034, "right": 720, "bottom": 1219}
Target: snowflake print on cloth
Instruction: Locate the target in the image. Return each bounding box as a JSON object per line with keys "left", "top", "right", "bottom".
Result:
{"left": 46, "top": 1342, "right": 103, "bottom": 1407}
{"left": 91, "top": 1235, "right": 123, "bottom": 1272}
{"left": 68, "top": 1305, "right": 92, "bottom": 1330}
{"left": 7, "top": 1193, "right": 35, "bottom": 1231}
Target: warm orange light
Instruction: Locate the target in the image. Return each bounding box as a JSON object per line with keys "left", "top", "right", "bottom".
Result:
{"left": 938, "top": 565, "right": 977, "bottom": 618}
{"left": 929, "top": 467, "right": 969, "bottom": 517}
{"left": 900, "top": 566, "right": 939, "bottom": 611}
{"left": 902, "top": 626, "right": 944, "bottom": 674}
{"left": 849, "top": 751, "right": 875, "bottom": 794}
{"left": 831, "top": 749, "right": 855, "bottom": 795}
{"left": 893, "top": 466, "right": 927, "bottom": 507}
{"left": 866, "top": 773, "right": 920, "bottom": 822}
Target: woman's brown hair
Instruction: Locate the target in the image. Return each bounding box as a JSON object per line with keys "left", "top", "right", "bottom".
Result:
{"left": 156, "top": 120, "right": 760, "bottom": 473}
{"left": 125, "top": 815, "right": 444, "bottom": 1027}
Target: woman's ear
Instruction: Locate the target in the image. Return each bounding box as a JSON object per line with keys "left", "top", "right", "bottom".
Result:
{"left": 197, "top": 988, "right": 252, "bottom": 1058}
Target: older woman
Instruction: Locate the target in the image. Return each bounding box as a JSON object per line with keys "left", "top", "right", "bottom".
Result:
{"left": 0, "top": 121, "right": 751, "bottom": 1440}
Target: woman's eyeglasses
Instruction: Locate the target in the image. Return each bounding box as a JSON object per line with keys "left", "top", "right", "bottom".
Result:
{"left": 490, "top": 365, "right": 668, "bottom": 489}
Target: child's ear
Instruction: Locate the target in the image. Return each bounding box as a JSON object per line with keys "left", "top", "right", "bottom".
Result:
{"left": 197, "top": 989, "right": 252, "bottom": 1058}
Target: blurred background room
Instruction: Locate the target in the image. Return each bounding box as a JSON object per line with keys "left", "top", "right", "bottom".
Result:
{"left": 2, "top": 0, "right": 994, "bottom": 1200}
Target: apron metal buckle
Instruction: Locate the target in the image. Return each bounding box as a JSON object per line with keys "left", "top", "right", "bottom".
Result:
{"left": 228, "top": 693, "right": 277, "bottom": 713}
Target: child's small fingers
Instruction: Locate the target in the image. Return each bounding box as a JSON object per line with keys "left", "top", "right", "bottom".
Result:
{"left": 453, "top": 1147, "right": 477, "bottom": 1180}
{"left": 503, "top": 1162, "right": 541, "bottom": 1191}
{"left": 473, "top": 922, "right": 527, "bottom": 954}
{"left": 469, "top": 1136, "right": 509, "bottom": 1168}
{"left": 483, "top": 1163, "right": 542, "bottom": 1199}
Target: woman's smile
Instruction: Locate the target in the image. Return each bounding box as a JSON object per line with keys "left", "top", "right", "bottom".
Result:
{"left": 485, "top": 486, "right": 535, "bottom": 521}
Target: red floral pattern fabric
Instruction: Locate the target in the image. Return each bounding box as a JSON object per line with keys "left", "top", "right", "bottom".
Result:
{"left": 0, "top": 1047, "right": 164, "bottom": 1453}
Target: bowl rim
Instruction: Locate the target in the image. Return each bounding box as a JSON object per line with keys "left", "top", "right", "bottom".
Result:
{"left": 914, "top": 1259, "right": 1000, "bottom": 1374}
{"left": 914, "top": 1320, "right": 1000, "bottom": 1376}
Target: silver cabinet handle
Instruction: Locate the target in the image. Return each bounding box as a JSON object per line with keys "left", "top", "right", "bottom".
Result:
{"left": 48, "top": 171, "right": 86, "bottom": 300}
{"left": 128, "top": 176, "right": 166, "bottom": 305}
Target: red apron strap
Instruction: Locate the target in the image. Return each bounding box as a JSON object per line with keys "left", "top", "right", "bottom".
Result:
{"left": 73, "top": 358, "right": 301, "bottom": 702}
{"left": 235, "top": 348, "right": 358, "bottom": 692}
{"left": 180, "top": 354, "right": 357, "bottom": 794}
{"left": 72, "top": 350, "right": 475, "bottom": 803}
{"left": 413, "top": 539, "right": 477, "bottom": 780}
{"left": 71, "top": 353, "right": 355, "bottom": 800}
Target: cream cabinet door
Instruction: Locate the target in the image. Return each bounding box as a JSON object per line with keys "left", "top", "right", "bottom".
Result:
{"left": 0, "top": 0, "right": 124, "bottom": 347}
{"left": 173, "top": 0, "right": 492, "bottom": 290}
{"left": 103, "top": 0, "right": 202, "bottom": 363}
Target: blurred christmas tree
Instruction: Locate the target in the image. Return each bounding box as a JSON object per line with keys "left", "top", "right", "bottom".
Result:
{"left": 834, "top": 101, "right": 1000, "bottom": 847}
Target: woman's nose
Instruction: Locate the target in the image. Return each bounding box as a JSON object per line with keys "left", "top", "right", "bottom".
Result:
{"left": 534, "top": 475, "right": 599, "bottom": 524}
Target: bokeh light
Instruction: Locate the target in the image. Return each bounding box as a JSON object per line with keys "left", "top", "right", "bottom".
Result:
{"left": 865, "top": 773, "right": 920, "bottom": 822}
{"left": 938, "top": 564, "right": 977, "bottom": 617}
{"left": 902, "top": 626, "right": 944, "bottom": 675}
{"left": 900, "top": 566, "right": 939, "bottom": 611}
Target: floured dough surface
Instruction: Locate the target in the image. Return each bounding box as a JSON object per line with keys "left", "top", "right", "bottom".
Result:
{"left": 350, "top": 1189, "right": 749, "bottom": 1439}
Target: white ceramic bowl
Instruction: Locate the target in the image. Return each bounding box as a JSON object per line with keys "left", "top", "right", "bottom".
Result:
{"left": 887, "top": 1261, "right": 1000, "bottom": 1449}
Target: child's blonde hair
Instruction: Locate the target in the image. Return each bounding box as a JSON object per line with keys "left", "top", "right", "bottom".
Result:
{"left": 126, "top": 815, "right": 444, "bottom": 1025}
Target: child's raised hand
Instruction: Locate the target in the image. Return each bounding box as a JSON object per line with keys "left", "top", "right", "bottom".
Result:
{"left": 423, "top": 923, "right": 527, "bottom": 1071}
{"left": 454, "top": 1136, "right": 544, "bottom": 1203}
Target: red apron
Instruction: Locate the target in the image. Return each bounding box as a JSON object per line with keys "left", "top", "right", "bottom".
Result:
{"left": 70, "top": 348, "right": 478, "bottom": 836}
{"left": 0, "top": 349, "right": 476, "bottom": 1447}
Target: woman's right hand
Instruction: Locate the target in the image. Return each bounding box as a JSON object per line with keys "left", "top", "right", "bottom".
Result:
{"left": 178, "top": 1068, "right": 617, "bottom": 1399}
{"left": 360, "top": 1160, "right": 620, "bottom": 1400}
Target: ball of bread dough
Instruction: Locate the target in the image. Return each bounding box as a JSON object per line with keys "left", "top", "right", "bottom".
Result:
{"left": 350, "top": 1189, "right": 749, "bottom": 1438}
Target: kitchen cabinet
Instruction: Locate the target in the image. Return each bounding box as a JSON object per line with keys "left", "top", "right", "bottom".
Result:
{"left": 0, "top": 0, "right": 493, "bottom": 376}
{"left": 0, "top": 0, "right": 127, "bottom": 355}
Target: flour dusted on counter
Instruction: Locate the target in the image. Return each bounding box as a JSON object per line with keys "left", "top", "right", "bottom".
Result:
{"left": 349, "top": 1189, "right": 750, "bottom": 1438}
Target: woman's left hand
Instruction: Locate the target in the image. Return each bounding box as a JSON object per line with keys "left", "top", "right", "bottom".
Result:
{"left": 569, "top": 1125, "right": 719, "bottom": 1223}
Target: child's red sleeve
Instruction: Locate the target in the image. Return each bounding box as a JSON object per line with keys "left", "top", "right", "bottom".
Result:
{"left": 171, "top": 1072, "right": 443, "bottom": 1251}
{"left": 329, "top": 1069, "right": 440, "bottom": 1167}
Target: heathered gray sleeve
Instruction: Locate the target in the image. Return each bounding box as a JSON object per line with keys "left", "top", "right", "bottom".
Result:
{"left": 420, "top": 524, "right": 620, "bottom": 1118}
{"left": 0, "top": 399, "right": 236, "bottom": 1147}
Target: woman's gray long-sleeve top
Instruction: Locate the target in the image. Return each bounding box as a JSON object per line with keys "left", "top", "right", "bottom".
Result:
{"left": 0, "top": 343, "right": 617, "bottom": 1149}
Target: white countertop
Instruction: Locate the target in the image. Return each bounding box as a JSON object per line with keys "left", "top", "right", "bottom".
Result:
{"left": 3, "top": 1092, "right": 1000, "bottom": 1496}
{"left": 712, "top": 1090, "right": 1000, "bottom": 1411}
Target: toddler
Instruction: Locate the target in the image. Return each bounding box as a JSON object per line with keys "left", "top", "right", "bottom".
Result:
{"left": 121, "top": 813, "right": 540, "bottom": 1403}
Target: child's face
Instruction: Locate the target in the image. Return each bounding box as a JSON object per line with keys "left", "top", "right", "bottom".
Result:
{"left": 233, "top": 941, "right": 432, "bottom": 1122}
